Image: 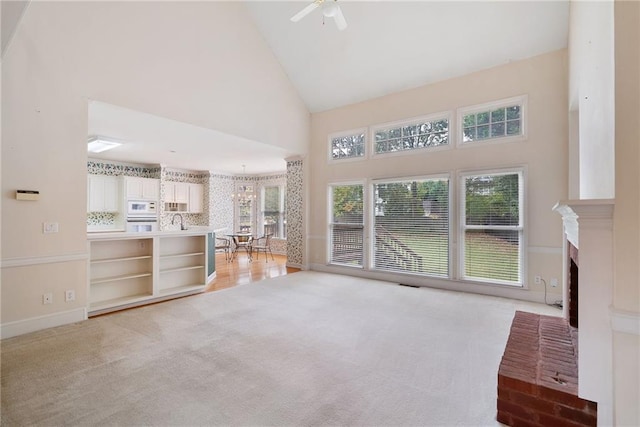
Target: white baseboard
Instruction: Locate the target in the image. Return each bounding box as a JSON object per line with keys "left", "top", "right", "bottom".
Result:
{"left": 286, "top": 262, "right": 304, "bottom": 269}
{"left": 1, "top": 308, "right": 87, "bottom": 340}
{"left": 308, "top": 263, "right": 557, "bottom": 305}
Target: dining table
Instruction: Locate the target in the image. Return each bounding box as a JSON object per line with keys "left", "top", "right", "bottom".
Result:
{"left": 226, "top": 233, "right": 253, "bottom": 261}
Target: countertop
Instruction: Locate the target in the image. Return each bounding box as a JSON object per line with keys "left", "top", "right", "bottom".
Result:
{"left": 87, "top": 227, "right": 226, "bottom": 240}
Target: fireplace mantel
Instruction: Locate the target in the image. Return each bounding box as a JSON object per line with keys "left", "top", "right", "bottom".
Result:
{"left": 553, "top": 199, "right": 615, "bottom": 248}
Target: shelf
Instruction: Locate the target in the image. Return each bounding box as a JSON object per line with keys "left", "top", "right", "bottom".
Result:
{"left": 91, "top": 272, "right": 152, "bottom": 285}
{"left": 158, "top": 284, "right": 205, "bottom": 296}
{"left": 159, "top": 252, "right": 205, "bottom": 260}
{"left": 89, "top": 293, "right": 153, "bottom": 312}
{"left": 159, "top": 265, "right": 204, "bottom": 274}
{"left": 91, "top": 255, "right": 152, "bottom": 264}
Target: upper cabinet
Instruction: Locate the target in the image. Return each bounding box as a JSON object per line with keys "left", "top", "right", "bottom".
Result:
{"left": 125, "top": 177, "right": 160, "bottom": 200}
{"left": 87, "top": 175, "right": 121, "bottom": 212}
{"left": 188, "top": 183, "right": 204, "bottom": 214}
{"left": 164, "top": 182, "right": 204, "bottom": 213}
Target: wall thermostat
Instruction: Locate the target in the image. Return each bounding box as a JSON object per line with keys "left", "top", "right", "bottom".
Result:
{"left": 16, "top": 190, "right": 40, "bottom": 201}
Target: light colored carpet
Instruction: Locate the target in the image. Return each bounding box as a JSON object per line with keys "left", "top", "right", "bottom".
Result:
{"left": 1, "top": 271, "right": 560, "bottom": 426}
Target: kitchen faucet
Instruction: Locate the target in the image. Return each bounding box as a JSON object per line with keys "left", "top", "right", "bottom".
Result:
{"left": 171, "top": 213, "right": 187, "bottom": 230}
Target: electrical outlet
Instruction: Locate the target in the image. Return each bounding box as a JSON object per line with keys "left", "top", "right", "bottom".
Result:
{"left": 65, "top": 290, "right": 75, "bottom": 302}
{"left": 43, "top": 293, "right": 53, "bottom": 304}
{"left": 550, "top": 278, "right": 559, "bottom": 287}
{"left": 43, "top": 222, "right": 59, "bottom": 233}
{"left": 534, "top": 275, "right": 541, "bottom": 285}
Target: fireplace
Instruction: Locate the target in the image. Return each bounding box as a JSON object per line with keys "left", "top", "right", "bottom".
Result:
{"left": 497, "top": 200, "right": 615, "bottom": 426}
{"left": 568, "top": 242, "right": 578, "bottom": 328}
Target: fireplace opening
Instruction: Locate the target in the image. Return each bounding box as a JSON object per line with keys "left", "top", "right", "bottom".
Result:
{"left": 568, "top": 242, "right": 578, "bottom": 328}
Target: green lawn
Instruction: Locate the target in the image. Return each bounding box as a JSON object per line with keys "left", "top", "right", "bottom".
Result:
{"left": 380, "top": 228, "right": 520, "bottom": 282}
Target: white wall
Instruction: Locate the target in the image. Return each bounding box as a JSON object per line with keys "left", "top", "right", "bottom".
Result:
{"left": 308, "top": 50, "right": 568, "bottom": 303}
{"left": 568, "top": 0, "right": 615, "bottom": 199}
{"left": 1, "top": 2, "right": 309, "bottom": 334}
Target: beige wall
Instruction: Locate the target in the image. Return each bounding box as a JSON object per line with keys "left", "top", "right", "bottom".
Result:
{"left": 308, "top": 50, "right": 568, "bottom": 302}
{"left": 1, "top": 2, "right": 309, "bottom": 328}
{"left": 613, "top": 0, "right": 640, "bottom": 424}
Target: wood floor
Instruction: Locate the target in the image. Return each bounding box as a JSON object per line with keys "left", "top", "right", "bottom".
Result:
{"left": 204, "top": 252, "right": 300, "bottom": 292}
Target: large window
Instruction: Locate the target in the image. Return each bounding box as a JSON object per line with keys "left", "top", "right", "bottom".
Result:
{"left": 461, "top": 170, "right": 523, "bottom": 285}
{"left": 329, "top": 184, "right": 364, "bottom": 267}
{"left": 372, "top": 114, "right": 449, "bottom": 155}
{"left": 262, "top": 185, "right": 286, "bottom": 238}
{"left": 329, "top": 129, "right": 366, "bottom": 161}
{"left": 234, "top": 183, "right": 255, "bottom": 233}
{"left": 373, "top": 177, "right": 449, "bottom": 276}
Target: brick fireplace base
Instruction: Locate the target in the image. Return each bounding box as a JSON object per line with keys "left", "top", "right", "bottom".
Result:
{"left": 497, "top": 311, "right": 597, "bottom": 426}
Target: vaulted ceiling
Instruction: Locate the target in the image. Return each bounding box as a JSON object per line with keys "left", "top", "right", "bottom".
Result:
{"left": 3, "top": 1, "right": 569, "bottom": 174}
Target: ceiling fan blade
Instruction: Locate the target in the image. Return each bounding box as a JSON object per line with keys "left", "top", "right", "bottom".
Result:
{"left": 290, "top": 1, "right": 320, "bottom": 22}
{"left": 333, "top": 5, "right": 347, "bottom": 31}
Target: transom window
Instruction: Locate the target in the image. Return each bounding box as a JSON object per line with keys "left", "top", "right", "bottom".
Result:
{"left": 372, "top": 114, "right": 449, "bottom": 154}
{"left": 330, "top": 129, "right": 366, "bottom": 161}
{"left": 458, "top": 95, "right": 527, "bottom": 145}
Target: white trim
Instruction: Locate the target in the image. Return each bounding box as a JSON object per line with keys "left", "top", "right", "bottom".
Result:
{"left": 0, "top": 308, "right": 87, "bottom": 340}
{"left": 308, "top": 263, "right": 560, "bottom": 306}
{"left": 456, "top": 94, "right": 528, "bottom": 148}
{"left": 370, "top": 111, "right": 452, "bottom": 158}
{"left": 458, "top": 167, "right": 526, "bottom": 286}
{"left": 327, "top": 127, "right": 368, "bottom": 163}
{"left": 610, "top": 306, "right": 640, "bottom": 336}
{"left": 1, "top": 252, "right": 89, "bottom": 268}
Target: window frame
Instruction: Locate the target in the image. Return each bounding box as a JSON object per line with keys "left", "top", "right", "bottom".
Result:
{"left": 261, "top": 184, "right": 286, "bottom": 238}
{"left": 233, "top": 182, "right": 256, "bottom": 234}
{"left": 370, "top": 112, "right": 452, "bottom": 159}
{"left": 327, "top": 127, "right": 368, "bottom": 164}
{"left": 458, "top": 167, "right": 526, "bottom": 287}
{"left": 327, "top": 181, "right": 367, "bottom": 268}
{"left": 456, "top": 95, "right": 528, "bottom": 148}
{"left": 369, "top": 173, "right": 452, "bottom": 278}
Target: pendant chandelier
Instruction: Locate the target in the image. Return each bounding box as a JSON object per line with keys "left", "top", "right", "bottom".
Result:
{"left": 232, "top": 165, "right": 256, "bottom": 202}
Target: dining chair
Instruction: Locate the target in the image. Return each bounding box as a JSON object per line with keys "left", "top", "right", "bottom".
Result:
{"left": 215, "top": 237, "right": 231, "bottom": 262}
{"left": 251, "top": 234, "right": 274, "bottom": 262}
{"left": 233, "top": 234, "right": 253, "bottom": 261}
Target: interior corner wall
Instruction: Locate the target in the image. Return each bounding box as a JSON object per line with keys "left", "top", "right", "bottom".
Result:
{"left": 307, "top": 50, "right": 568, "bottom": 303}
{"left": 569, "top": 0, "right": 615, "bottom": 199}
{"left": 1, "top": 1, "right": 309, "bottom": 332}
{"left": 612, "top": 0, "right": 640, "bottom": 425}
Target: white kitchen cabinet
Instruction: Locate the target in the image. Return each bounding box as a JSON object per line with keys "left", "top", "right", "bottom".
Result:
{"left": 164, "top": 182, "right": 203, "bottom": 213}
{"left": 87, "top": 175, "right": 120, "bottom": 212}
{"left": 125, "top": 177, "right": 159, "bottom": 200}
{"left": 165, "top": 182, "right": 189, "bottom": 204}
{"left": 188, "top": 183, "right": 204, "bottom": 213}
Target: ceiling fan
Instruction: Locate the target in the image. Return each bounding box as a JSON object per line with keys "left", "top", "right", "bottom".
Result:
{"left": 290, "top": 0, "right": 347, "bottom": 31}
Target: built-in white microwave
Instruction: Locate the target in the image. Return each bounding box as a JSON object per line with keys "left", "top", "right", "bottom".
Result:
{"left": 126, "top": 220, "right": 158, "bottom": 233}
{"left": 127, "top": 200, "right": 157, "bottom": 216}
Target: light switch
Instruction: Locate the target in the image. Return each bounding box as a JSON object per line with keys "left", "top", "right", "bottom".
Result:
{"left": 43, "top": 222, "right": 59, "bottom": 233}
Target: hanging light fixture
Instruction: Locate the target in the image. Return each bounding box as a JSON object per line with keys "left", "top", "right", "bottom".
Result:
{"left": 232, "top": 165, "right": 256, "bottom": 202}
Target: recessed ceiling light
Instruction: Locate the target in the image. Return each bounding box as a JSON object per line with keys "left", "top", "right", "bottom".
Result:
{"left": 87, "top": 136, "right": 121, "bottom": 153}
